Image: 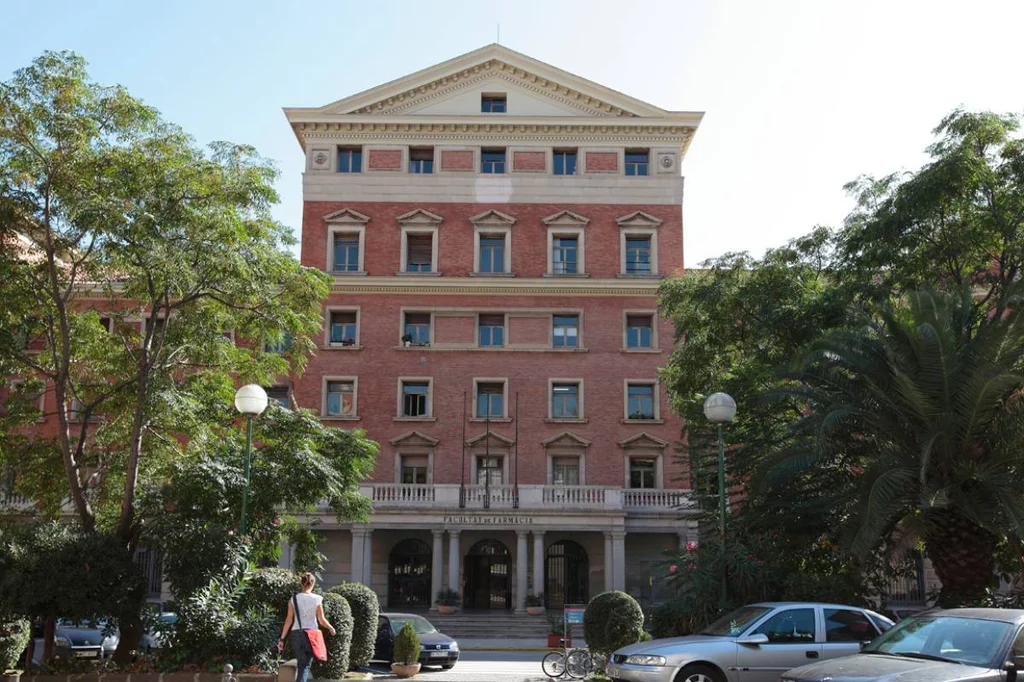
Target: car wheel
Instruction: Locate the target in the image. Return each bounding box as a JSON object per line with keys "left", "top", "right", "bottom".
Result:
{"left": 675, "top": 664, "right": 724, "bottom": 682}
{"left": 442, "top": 664, "right": 455, "bottom": 670}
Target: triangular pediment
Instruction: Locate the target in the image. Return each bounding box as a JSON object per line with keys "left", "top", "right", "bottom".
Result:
{"left": 390, "top": 430, "right": 439, "bottom": 447}
{"left": 619, "top": 432, "right": 669, "bottom": 449}
{"left": 465, "top": 431, "right": 515, "bottom": 447}
{"left": 543, "top": 210, "right": 590, "bottom": 227}
{"left": 616, "top": 211, "right": 663, "bottom": 228}
{"left": 323, "top": 208, "right": 371, "bottom": 224}
{"left": 542, "top": 431, "right": 592, "bottom": 448}
{"left": 396, "top": 209, "right": 444, "bottom": 226}
{"left": 469, "top": 209, "right": 517, "bottom": 227}
{"left": 313, "top": 45, "right": 669, "bottom": 118}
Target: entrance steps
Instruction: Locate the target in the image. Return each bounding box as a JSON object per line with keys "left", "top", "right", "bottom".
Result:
{"left": 428, "top": 610, "right": 553, "bottom": 639}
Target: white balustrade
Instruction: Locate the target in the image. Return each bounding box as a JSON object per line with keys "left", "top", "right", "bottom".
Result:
{"left": 355, "top": 483, "right": 687, "bottom": 512}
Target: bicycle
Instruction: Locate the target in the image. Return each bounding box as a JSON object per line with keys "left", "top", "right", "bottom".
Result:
{"left": 541, "top": 640, "right": 593, "bottom": 678}
{"left": 565, "top": 648, "right": 607, "bottom": 678}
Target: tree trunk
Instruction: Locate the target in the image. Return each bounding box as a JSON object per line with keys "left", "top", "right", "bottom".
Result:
{"left": 42, "top": 617, "right": 54, "bottom": 663}
{"left": 112, "top": 605, "right": 142, "bottom": 665}
{"left": 923, "top": 508, "right": 998, "bottom": 607}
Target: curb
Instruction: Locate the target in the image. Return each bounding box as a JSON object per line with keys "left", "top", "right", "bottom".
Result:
{"left": 461, "top": 646, "right": 556, "bottom": 652}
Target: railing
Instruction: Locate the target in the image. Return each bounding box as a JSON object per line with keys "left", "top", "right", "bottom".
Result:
{"left": 0, "top": 492, "right": 34, "bottom": 512}
{"left": 359, "top": 483, "right": 687, "bottom": 513}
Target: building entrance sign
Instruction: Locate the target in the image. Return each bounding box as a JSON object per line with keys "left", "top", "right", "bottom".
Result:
{"left": 443, "top": 514, "right": 534, "bottom": 526}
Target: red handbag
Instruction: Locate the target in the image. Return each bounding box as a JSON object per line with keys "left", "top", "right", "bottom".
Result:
{"left": 293, "top": 595, "right": 328, "bottom": 662}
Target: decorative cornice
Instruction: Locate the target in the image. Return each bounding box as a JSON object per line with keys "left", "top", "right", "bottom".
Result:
{"left": 390, "top": 430, "right": 439, "bottom": 446}
{"left": 465, "top": 431, "right": 515, "bottom": 447}
{"left": 469, "top": 209, "right": 517, "bottom": 226}
{"left": 543, "top": 431, "right": 592, "bottom": 447}
{"left": 324, "top": 208, "right": 371, "bottom": 224}
{"left": 617, "top": 210, "right": 664, "bottom": 228}
{"left": 396, "top": 208, "right": 444, "bottom": 225}
{"left": 619, "top": 432, "right": 669, "bottom": 448}
{"left": 543, "top": 210, "right": 590, "bottom": 227}
{"left": 329, "top": 276, "right": 662, "bottom": 297}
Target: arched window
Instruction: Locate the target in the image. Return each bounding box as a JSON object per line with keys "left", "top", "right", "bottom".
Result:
{"left": 546, "top": 540, "right": 589, "bottom": 609}
{"left": 388, "top": 538, "right": 431, "bottom": 608}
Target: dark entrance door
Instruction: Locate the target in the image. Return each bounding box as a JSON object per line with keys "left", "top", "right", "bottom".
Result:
{"left": 463, "top": 539, "right": 511, "bottom": 610}
{"left": 388, "top": 538, "right": 431, "bottom": 608}
{"left": 546, "top": 540, "right": 589, "bottom": 609}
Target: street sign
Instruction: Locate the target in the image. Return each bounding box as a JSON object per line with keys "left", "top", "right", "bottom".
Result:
{"left": 564, "top": 604, "right": 586, "bottom": 624}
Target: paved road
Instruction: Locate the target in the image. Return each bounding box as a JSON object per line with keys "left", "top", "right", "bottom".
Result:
{"left": 366, "top": 650, "right": 551, "bottom": 681}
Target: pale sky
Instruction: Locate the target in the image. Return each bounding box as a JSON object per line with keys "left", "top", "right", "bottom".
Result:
{"left": 2, "top": 0, "right": 1021, "bottom": 267}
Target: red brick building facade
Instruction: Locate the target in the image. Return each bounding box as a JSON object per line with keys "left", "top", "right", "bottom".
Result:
{"left": 284, "top": 45, "right": 704, "bottom": 612}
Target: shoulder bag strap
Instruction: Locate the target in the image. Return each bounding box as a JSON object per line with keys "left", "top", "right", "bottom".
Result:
{"left": 293, "top": 594, "right": 304, "bottom": 630}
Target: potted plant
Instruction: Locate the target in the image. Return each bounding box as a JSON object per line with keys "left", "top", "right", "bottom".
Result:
{"left": 401, "top": 334, "right": 413, "bottom": 347}
{"left": 0, "top": 616, "right": 30, "bottom": 682}
{"left": 525, "top": 592, "right": 546, "bottom": 616}
{"left": 435, "top": 588, "right": 461, "bottom": 615}
{"left": 391, "top": 621, "right": 421, "bottom": 678}
{"left": 546, "top": 613, "right": 571, "bottom": 648}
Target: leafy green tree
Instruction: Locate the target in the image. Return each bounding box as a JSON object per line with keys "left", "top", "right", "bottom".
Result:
{"left": 761, "top": 289, "right": 1024, "bottom": 604}
{"left": 0, "top": 51, "right": 330, "bottom": 660}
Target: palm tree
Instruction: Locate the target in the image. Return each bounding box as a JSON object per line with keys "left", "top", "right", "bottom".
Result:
{"left": 760, "top": 288, "right": 1024, "bottom": 605}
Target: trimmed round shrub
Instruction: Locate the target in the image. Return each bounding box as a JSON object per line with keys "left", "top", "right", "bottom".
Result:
{"left": 328, "top": 582, "right": 380, "bottom": 668}
{"left": 0, "top": 616, "right": 30, "bottom": 672}
{"left": 583, "top": 590, "right": 645, "bottom": 655}
{"left": 238, "top": 568, "right": 301, "bottom": 621}
{"left": 313, "top": 593, "right": 353, "bottom": 679}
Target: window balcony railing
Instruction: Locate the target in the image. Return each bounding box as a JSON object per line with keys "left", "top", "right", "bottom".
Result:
{"left": 357, "top": 483, "right": 689, "bottom": 513}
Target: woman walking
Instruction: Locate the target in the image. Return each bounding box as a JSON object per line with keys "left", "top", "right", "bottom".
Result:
{"left": 278, "top": 572, "right": 336, "bottom": 682}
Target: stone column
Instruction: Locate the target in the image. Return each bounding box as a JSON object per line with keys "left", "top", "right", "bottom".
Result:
{"left": 532, "top": 530, "right": 545, "bottom": 599}
{"left": 350, "top": 528, "right": 366, "bottom": 583}
{"left": 447, "top": 530, "right": 461, "bottom": 595}
{"left": 604, "top": 531, "right": 613, "bottom": 591}
{"left": 515, "top": 530, "right": 529, "bottom": 613}
{"left": 431, "top": 530, "right": 444, "bottom": 611}
{"left": 362, "top": 529, "right": 374, "bottom": 591}
{"left": 611, "top": 531, "right": 626, "bottom": 591}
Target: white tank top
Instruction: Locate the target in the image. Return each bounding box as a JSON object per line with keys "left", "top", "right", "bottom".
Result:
{"left": 291, "top": 592, "right": 322, "bottom": 630}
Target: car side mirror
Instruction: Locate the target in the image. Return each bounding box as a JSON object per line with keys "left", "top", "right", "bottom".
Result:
{"left": 1004, "top": 660, "right": 1017, "bottom": 682}
{"left": 736, "top": 634, "right": 769, "bottom": 646}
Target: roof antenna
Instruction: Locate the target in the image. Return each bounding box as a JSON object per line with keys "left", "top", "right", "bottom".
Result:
{"left": 497, "top": 23, "right": 501, "bottom": 45}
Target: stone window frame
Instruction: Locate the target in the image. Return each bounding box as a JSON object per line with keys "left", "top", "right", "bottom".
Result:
{"left": 321, "top": 375, "right": 359, "bottom": 421}
{"left": 548, "top": 377, "right": 585, "bottom": 422}
{"left": 543, "top": 211, "right": 590, "bottom": 277}
{"left": 324, "top": 208, "right": 370, "bottom": 275}
{"left": 397, "top": 209, "right": 444, "bottom": 275}
{"left": 547, "top": 449, "right": 587, "bottom": 486}
{"left": 324, "top": 305, "right": 361, "bottom": 349}
{"left": 471, "top": 376, "right": 509, "bottom": 421}
{"left": 475, "top": 312, "right": 507, "bottom": 348}
{"left": 623, "top": 452, "right": 664, "bottom": 489}
{"left": 396, "top": 376, "right": 435, "bottom": 421}
{"left": 7, "top": 378, "right": 46, "bottom": 421}
{"left": 622, "top": 379, "right": 662, "bottom": 423}
{"left": 550, "top": 311, "right": 584, "bottom": 350}
{"left": 470, "top": 210, "right": 516, "bottom": 276}
{"left": 470, "top": 449, "right": 509, "bottom": 486}
{"left": 622, "top": 309, "right": 659, "bottom": 352}
{"left": 396, "top": 451, "right": 433, "bottom": 485}
{"left": 617, "top": 211, "right": 663, "bottom": 277}
{"left": 399, "top": 308, "right": 433, "bottom": 347}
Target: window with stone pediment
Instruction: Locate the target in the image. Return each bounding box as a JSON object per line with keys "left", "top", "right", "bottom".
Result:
{"left": 400, "top": 455, "right": 429, "bottom": 484}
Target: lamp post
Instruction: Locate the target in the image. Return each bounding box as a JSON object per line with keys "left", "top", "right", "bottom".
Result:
{"left": 703, "top": 392, "right": 736, "bottom": 608}
{"left": 234, "top": 384, "right": 268, "bottom": 537}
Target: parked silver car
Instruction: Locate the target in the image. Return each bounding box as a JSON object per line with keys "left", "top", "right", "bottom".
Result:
{"left": 606, "top": 602, "right": 893, "bottom": 682}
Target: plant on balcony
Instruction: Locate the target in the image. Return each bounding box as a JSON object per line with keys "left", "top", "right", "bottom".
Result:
{"left": 340, "top": 338, "right": 356, "bottom": 346}
{"left": 435, "top": 588, "right": 461, "bottom": 614}
{"left": 525, "top": 592, "right": 545, "bottom": 615}
{"left": 401, "top": 334, "right": 414, "bottom": 347}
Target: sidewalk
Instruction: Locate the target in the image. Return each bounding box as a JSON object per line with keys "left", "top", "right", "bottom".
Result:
{"left": 459, "top": 638, "right": 587, "bottom": 651}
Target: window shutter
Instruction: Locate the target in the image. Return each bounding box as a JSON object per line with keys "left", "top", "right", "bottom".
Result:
{"left": 407, "top": 235, "right": 432, "bottom": 265}
{"left": 627, "top": 315, "right": 652, "bottom": 328}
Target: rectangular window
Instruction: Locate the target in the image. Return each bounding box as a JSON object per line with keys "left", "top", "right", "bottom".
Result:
{"left": 409, "top": 147, "right": 434, "bottom": 174}
{"left": 406, "top": 234, "right": 433, "bottom": 272}
{"left": 551, "top": 383, "right": 579, "bottom": 419}
{"left": 403, "top": 313, "right": 431, "bottom": 345}
{"left": 626, "top": 315, "right": 653, "bottom": 349}
{"left": 264, "top": 331, "right": 292, "bottom": 354}
{"left": 628, "top": 383, "right": 655, "bottom": 420}
{"left": 553, "top": 150, "right": 577, "bottom": 176}
{"left": 330, "top": 311, "right": 357, "bottom": 345}
{"left": 266, "top": 386, "right": 290, "bottom": 409}
{"left": 332, "top": 234, "right": 360, "bottom": 272}
{"left": 68, "top": 398, "right": 84, "bottom": 422}
{"left": 552, "top": 315, "right": 579, "bottom": 348}
{"left": 629, "top": 459, "right": 656, "bottom": 489}
{"left": 824, "top": 609, "right": 878, "bottom": 643}
{"left": 337, "top": 147, "right": 362, "bottom": 173}
{"left": 481, "top": 95, "right": 507, "bottom": 113}
{"left": 625, "top": 149, "right": 649, "bottom": 176}
{"left": 478, "top": 235, "right": 506, "bottom": 273}
{"left": 625, "top": 236, "right": 652, "bottom": 274}
{"left": 478, "top": 314, "right": 505, "bottom": 347}
{"left": 481, "top": 148, "right": 506, "bottom": 174}
{"left": 552, "top": 457, "right": 580, "bottom": 486}
{"left": 476, "top": 381, "right": 504, "bottom": 418}
{"left": 552, "top": 237, "right": 578, "bottom": 274}
{"left": 476, "top": 456, "right": 503, "bottom": 484}
{"left": 99, "top": 316, "right": 113, "bottom": 333}
{"left": 402, "top": 381, "right": 429, "bottom": 417}
{"left": 326, "top": 380, "right": 355, "bottom": 417}
{"left": 401, "top": 455, "right": 428, "bottom": 484}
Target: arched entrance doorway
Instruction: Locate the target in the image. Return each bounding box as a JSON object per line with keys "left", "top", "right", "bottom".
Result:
{"left": 546, "top": 540, "right": 589, "bottom": 609}
{"left": 388, "top": 538, "right": 431, "bottom": 608}
{"left": 463, "top": 539, "right": 511, "bottom": 610}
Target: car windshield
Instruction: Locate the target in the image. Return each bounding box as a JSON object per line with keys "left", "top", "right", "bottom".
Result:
{"left": 389, "top": 615, "right": 437, "bottom": 635}
{"left": 864, "top": 615, "right": 1011, "bottom": 667}
{"left": 699, "top": 606, "right": 773, "bottom": 637}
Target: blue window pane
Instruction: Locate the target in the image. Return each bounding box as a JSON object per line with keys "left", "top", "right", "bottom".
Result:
{"left": 333, "top": 236, "right": 359, "bottom": 272}
{"left": 410, "top": 158, "right": 433, "bottom": 174}
{"left": 627, "top": 326, "right": 652, "bottom": 348}
{"left": 552, "top": 384, "right": 579, "bottom": 418}
{"left": 480, "top": 236, "right": 505, "bottom": 273}
{"left": 553, "top": 315, "right": 579, "bottom": 347}
{"left": 482, "top": 96, "right": 507, "bottom": 113}
{"left": 338, "top": 149, "right": 362, "bottom": 173}
{"left": 554, "top": 152, "right": 577, "bottom": 176}
{"left": 625, "top": 152, "right": 648, "bottom": 177}
{"left": 628, "top": 385, "right": 655, "bottom": 419}
{"left": 626, "top": 237, "right": 652, "bottom": 274}
{"left": 553, "top": 238, "right": 578, "bottom": 274}
{"left": 331, "top": 323, "right": 356, "bottom": 344}
{"left": 481, "top": 150, "right": 506, "bottom": 174}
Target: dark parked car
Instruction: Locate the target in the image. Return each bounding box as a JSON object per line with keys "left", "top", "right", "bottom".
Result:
{"left": 782, "top": 608, "right": 1024, "bottom": 682}
{"left": 29, "top": 619, "right": 118, "bottom": 663}
{"left": 373, "top": 613, "right": 459, "bottom": 669}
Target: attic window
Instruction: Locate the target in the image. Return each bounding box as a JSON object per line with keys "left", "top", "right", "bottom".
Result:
{"left": 481, "top": 94, "right": 507, "bottom": 113}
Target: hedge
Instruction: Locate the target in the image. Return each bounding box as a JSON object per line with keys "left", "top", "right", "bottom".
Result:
{"left": 582, "top": 590, "right": 645, "bottom": 655}
{"left": 313, "top": 593, "right": 353, "bottom": 679}
{"left": 238, "top": 568, "right": 301, "bottom": 621}
{"left": 0, "top": 616, "right": 30, "bottom": 672}
{"left": 328, "top": 582, "right": 380, "bottom": 668}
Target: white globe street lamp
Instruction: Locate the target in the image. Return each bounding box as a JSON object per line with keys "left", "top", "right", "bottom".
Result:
{"left": 703, "top": 392, "right": 736, "bottom": 608}
{"left": 234, "top": 384, "right": 268, "bottom": 537}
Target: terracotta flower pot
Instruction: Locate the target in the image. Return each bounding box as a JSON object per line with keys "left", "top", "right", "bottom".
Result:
{"left": 547, "top": 634, "right": 571, "bottom": 648}
{"left": 391, "top": 662, "right": 421, "bottom": 678}
{"left": 437, "top": 604, "right": 457, "bottom": 614}
{"left": 527, "top": 606, "right": 545, "bottom": 616}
